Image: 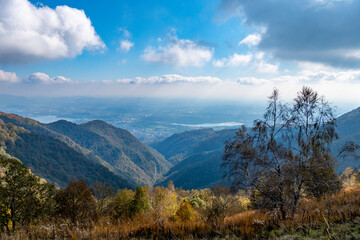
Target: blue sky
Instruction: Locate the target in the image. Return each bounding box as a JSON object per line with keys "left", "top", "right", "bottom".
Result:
{"left": 1, "top": 0, "right": 360, "bottom": 109}
{"left": 2, "top": 0, "right": 260, "bottom": 80}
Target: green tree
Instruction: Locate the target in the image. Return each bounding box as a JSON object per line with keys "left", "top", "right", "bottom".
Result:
{"left": 108, "top": 189, "right": 134, "bottom": 220}
{"left": 54, "top": 180, "right": 96, "bottom": 226}
{"left": 223, "top": 87, "right": 340, "bottom": 219}
{"left": 130, "top": 186, "right": 150, "bottom": 217}
{"left": 0, "top": 155, "right": 55, "bottom": 232}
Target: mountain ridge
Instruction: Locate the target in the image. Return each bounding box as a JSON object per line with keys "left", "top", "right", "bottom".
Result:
{"left": 47, "top": 119, "right": 171, "bottom": 185}
{"left": 0, "top": 112, "right": 171, "bottom": 186}
{"left": 0, "top": 119, "right": 133, "bottom": 189}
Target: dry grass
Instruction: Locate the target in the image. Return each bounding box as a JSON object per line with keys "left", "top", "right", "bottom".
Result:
{"left": 2, "top": 185, "right": 360, "bottom": 239}
{"left": 223, "top": 184, "right": 360, "bottom": 238}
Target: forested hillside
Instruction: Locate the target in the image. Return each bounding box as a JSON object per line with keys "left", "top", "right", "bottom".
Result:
{"left": 151, "top": 128, "right": 216, "bottom": 164}
{"left": 154, "top": 128, "right": 236, "bottom": 189}
{"left": 154, "top": 106, "right": 360, "bottom": 189}
{"left": 47, "top": 120, "right": 171, "bottom": 185}
{"left": 2, "top": 105, "right": 360, "bottom": 191}
{"left": 0, "top": 119, "right": 133, "bottom": 189}
{"left": 0, "top": 112, "right": 170, "bottom": 187}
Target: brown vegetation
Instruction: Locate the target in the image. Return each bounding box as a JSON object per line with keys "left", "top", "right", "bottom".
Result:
{"left": 1, "top": 175, "right": 360, "bottom": 239}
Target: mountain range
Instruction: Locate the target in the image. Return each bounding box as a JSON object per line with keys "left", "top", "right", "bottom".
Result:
{"left": 1, "top": 106, "right": 360, "bottom": 191}
{"left": 0, "top": 118, "right": 132, "bottom": 189}
{"left": 152, "top": 107, "right": 360, "bottom": 189}
{"left": 0, "top": 112, "right": 171, "bottom": 188}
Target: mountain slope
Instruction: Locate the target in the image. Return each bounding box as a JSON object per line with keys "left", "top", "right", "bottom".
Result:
{"left": 157, "top": 150, "right": 227, "bottom": 189}
{"left": 0, "top": 120, "right": 133, "bottom": 189}
{"left": 0, "top": 112, "right": 171, "bottom": 186}
{"left": 155, "top": 107, "right": 360, "bottom": 189}
{"left": 332, "top": 107, "right": 360, "bottom": 172}
{"left": 0, "top": 112, "right": 95, "bottom": 159}
{"left": 154, "top": 128, "right": 236, "bottom": 189}
{"left": 46, "top": 119, "right": 171, "bottom": 185}
{"left": 151, "top": 128, "right": 215, "bottom": 164}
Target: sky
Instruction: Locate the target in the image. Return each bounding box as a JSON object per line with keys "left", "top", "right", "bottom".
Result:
{"left": 1, "top": 0, "right": 360, "bottom": 111}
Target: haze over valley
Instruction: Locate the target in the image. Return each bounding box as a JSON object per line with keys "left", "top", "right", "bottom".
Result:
{"left": 0, "top": 94, "right": 264, "bottom": 143}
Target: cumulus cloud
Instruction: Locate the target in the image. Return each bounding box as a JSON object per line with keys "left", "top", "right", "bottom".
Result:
{"left": 117, "top": 74, "right": 222, "bottom": 84}
{"left": 213, "top": 51, "right": 278, "bottom": 73}
{"left": 237, "top": 70, "right": 360, "bottom": 87}
{"left": 117, "top": 28, "right": 134, "bottom": 53}
{"left": 254, "top": 52, "right": 278, "bottom": 73}
{"left": 0, "top": 70, "right": 20, "bottom": 83}
{"left": 25, "top": 72, "right": 72, "bottom": 84}
{"left": 239, "top": 34, "right": 262, "bottom": 47}
{"left": 299, "top": 70, "right": 360, "bottom": 83}
{"left": 237, "top": 77, "right": 270, "bottom": 85}
{"left": 213, "top": 53, "right": 252, "bottom": 67}
{"left": 0, "top": 0, "right": 105, "bottom": 64}
{"left": 118, "top": 40, "right": 134, "bottom": 53}
{"left": 141, "top": 34, "right": 213, "bottom": 67}
{"left": 219, "top": 0, "right": 360, "bottom": 68}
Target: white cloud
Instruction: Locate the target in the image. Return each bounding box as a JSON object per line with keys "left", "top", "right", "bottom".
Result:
{"left": 236, "top": 69, "right": 360, "bottom": 87}
{"left": 253, "top": 52, "right": 278, "bottom": 73}
{"left": 256, "top": 61, "right": 278, "bottom": 73}
{"left": 213, "top": 54, "right": 252, "bottom": 67}
{"left": 118, "top": 40, "right": 134, "bottom": 53}
{"left": 2, "top": 70, "right": 360, "bottom": 112}
{"left": 141, "top": 36, "right": 213, "bottom": 67}
{"left": 25, "top": 72, "right": 72, "bottom": 84}
{"left": 300, "top": 70, "right": 360, "bottom": 83}
{"left": 213, "top": 51, "right": 278, "bottom": 73}
{"left": 237, "top": 77, "right": 270, "bottom": 85}
{"left": 239, "top": 34, "right": 262, "bottom": 47}
{"left": 117, "top": 74, "right": 222, "bottom": 84}
{"left": 297, "top": 61, "right": 337, "bottom": 73}
{"left": 0, "top": 69, "right": 19, "bottom": 82}
{"left": 0, "top": 0, "right": 105, "bottom": 64}
{"left": 118, "top": 28, "right": 132, "bottom": 38}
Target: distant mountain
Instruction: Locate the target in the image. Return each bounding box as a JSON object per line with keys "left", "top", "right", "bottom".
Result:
{"left": 0, "top": 119, "right": 133, "bottom": 189}
{"left": 151, "top": 128, "right": 216, "bottom": 164}
{"left": 151, "top": 128, "right": 236, "bottom": 164}
{"left": 154, "top": 128, "right": 237, "bottom": 189}
{"left": 0, "top": 112, "right": 171, "bottom": 186}
{"left": 333, "top": 107, "right": 360, "bottom": 172}
{"left": 47, "top": 119, "right": 171, "bottom": 185}
{"left": 157, "top": 150, "right": 228, "bottom": 189}
{"left": 154, "top": 106, "right": 360, "bottom": 189}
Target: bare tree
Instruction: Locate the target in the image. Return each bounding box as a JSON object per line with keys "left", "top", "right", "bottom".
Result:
{"left": 223, "top": 87, "right": 340, "bottom": 219}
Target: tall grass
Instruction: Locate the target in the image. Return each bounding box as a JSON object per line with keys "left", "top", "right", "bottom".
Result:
{"left": 2, "top": 185, "right": 360, "bottom": 239}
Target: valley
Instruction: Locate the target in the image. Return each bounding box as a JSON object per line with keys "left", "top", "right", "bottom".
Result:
{"left": 1, "top": 102, "right": 360, "bottom": 190}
